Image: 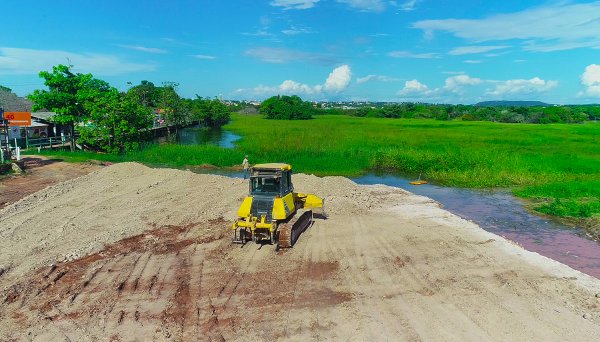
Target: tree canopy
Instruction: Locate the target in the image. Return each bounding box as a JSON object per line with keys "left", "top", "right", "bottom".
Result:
{"left": 188, "top": 96, "right": 231, "bottom": 127}
{"left": 28, "top": 65, "right": 154, "bottom": 152}
{"left": 27, "top": 65, "right": 234, "bottom": 153}
{"left": 341, "top": 102, "right": 596, "bottom": 123}
{"left": 260, "top": 95, "right": 314, "bottom": 120}
{"left": 28, "top": 64, "right": 111, "bottom": 126}
{"left": 78, "top": 88, "right": 153, "bottom": 153}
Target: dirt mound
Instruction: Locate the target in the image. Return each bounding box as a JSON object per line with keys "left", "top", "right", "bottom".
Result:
{"left": 0, "top": 163, "right": 241, "bottom": 285}
{"left": 0, "top": 163, "right": 407, "bottom": 288}
{"left": 293, "top": 173, "right": 410, "bottom": 215}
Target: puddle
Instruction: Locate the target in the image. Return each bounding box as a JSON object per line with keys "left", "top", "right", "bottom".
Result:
{"left": 353, "top": 174, "right": 600, "bottom": 279}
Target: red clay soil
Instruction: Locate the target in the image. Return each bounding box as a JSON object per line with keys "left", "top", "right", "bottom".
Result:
{"left": 1, "top": 219, "right": 351, "bottom": 341}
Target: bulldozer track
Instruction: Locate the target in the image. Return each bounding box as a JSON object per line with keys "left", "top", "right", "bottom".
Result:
{"left": 277, "top": 209, "right": 313, "bottom": 249}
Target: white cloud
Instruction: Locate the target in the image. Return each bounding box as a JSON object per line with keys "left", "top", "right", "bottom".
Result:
{"left": 464, "top": 60, "right": 482, "bottom": 64}
{"left": 337, "top": 0, "right": 387, "bottom": 12}
{"left": 324, "top": 65, "right": 352, "bottom": 92}
{"left": 245, "top": 47, "right": 337, "bottom": 65}
{"left": 0, "top": 47, "right": 155, "bottom": 75}
{"left": 448, "top": 45, "right": 509, "bottom": 55}
{"left": 581, "top": 64, "right": 600, "bottom": 86}
{"left": 395, "top": 74, "right": 558, "bottom": 101}
{"left": 399, "top": 0, "right": 419, "bottom": 11}
{"left": 580, "top": 64, "right": 600, "bottom": 97}
{"left": 486, "top": 77, "right": 558, "bottom": 96}
{"left": 398, "top": 74, "right": 482, "bottom": 99}
{"left": 279, "top": 80, "right": 321, "bottom": 94}
{"left": 242, "top": 29, "right": 272, "bottom": 37}
{"left": 413, "top": 2, "right": 600, "bottom": 52}
{"left": 443, "top": 75, "right": 482, "bottom": 94}
{"left": 118, "top": 45, "right": 166, "bottom": 54}
{"left": 388, "top": 50, "right": 440, "bottom": 59}
{"left": 282, "top": 26, "right": 315, "bottom": 35}
{"left": 237, "top": 64, "right": 352, "bottom": 98}
{"left": 398, "top": 79, "right": 430, "bottom": 96}
{"left": 190, "top": 54, "right": 216, "bottom": 60}
{"left": 270, "top": 0, "right": 320, "bottom": 10}
{"left": 356, "top": 74, "right": 398, "bottom": 84}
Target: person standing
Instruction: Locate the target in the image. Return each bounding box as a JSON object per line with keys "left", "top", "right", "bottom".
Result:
{"left": 242, "top": 155, "right": 249, "bottom": 179}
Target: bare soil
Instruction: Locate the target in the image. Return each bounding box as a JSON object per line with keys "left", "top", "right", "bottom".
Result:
{"left": 1, "top": 162, "right": 599, "bottom": 341}
{"left": 0, "top": 156, "right": 101, "bottom": 210}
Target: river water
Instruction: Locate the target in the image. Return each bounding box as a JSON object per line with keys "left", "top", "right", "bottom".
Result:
{"left": 186, "top": 129, "right": 600, "bottom": 278}
{"left": 353, "top": 174, "right": 600, "bottom": 278}
{"left": 155, "top": 126, "right": 241, "bottom": 148}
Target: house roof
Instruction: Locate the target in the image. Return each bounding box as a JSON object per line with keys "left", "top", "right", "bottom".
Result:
{"left": 31, "top": 112, "right": 57, "bottom": 121}
{"left": 0, "top": 90, "right": 33, "bottom": 112}
{"left": 28, "top": 121, "right": 48, "bottom": 128}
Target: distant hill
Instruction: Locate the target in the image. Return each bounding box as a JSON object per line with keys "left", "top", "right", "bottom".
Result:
{"left": 475, "top": 100, "right": 551, "bottom": 107}
{"left": 0, "top": 89, "right": 33, "bottom": 112}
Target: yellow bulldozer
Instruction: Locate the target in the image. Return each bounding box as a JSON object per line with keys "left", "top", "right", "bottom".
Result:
{"left": 232, "top": 163, "right": 325, "bottom": 248}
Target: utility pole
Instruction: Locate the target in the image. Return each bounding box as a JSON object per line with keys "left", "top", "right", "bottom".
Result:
{"left": 0, "top": 107, "right": 8, "bottom": 162}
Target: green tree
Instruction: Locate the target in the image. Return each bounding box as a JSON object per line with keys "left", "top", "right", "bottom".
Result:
{"left": 28, "top": 64, "right": 112, "bottom": 150}
{"left": 189, "top": 97, "right": 231, "bottom": 127}
{"left": 157, "top": 82, "right": 188, "bottom": 133}
{"left": 260, "top": 95, "right": 314, "bottom": 120}
{"left": 127, "top": 80, "right": 160, "bottom": 107}
{"left": 78, "top": 89, "right": 153, "bottom": 153}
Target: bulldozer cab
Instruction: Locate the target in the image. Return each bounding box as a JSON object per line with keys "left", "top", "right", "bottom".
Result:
{"left": 249, "top": 164, "right": 293, "bottom": 197}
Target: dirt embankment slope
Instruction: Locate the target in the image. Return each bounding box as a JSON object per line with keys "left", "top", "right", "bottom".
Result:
{"left": 1, "top": 162, "right": 599, "bottom": 341}
{"left": 0, "top": 157, "right": 101, "bottom": 210}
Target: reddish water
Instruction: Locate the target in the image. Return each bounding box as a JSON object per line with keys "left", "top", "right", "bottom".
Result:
{"left": 354, "top": 174, "right": 600, "bottom": 279}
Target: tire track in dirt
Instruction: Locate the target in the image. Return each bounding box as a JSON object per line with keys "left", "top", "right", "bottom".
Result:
{"left": 329, "top": 215, "right": 422, "bottom": 341}
{"left": 0, "top": 221, "right": 228, "bottom": 341}
{"left": 365, "top": 216, "right": 494, "bottom": 340}
{"left": 160, "top": 247, "right": 193, "bottom": 338}
{"left": 205, "top": 241, "right": 259, "bottom": 340}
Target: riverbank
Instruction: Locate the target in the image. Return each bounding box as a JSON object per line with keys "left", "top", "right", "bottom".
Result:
{"left": 1, "top": 162, "right": 599, "bottom": 340}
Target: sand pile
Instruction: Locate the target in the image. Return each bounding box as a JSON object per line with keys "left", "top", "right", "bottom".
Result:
{"left": 0, "top": 163, "right": 408, "bottom": 287}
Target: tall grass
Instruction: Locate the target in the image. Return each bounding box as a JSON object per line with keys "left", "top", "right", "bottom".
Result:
{"left": 226, "top": 115, "right": 600, "bottom": 219}
{"left": 228, "top": 115, "right": 599, "bottom": 182}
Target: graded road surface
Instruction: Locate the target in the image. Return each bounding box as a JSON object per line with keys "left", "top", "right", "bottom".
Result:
{"left": 1, "top": 162, "right": 599, "bottom": 341}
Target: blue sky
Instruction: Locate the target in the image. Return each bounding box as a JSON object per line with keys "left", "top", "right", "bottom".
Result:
{"left": 1, "top": 0, "right": 600, "bottom": 104}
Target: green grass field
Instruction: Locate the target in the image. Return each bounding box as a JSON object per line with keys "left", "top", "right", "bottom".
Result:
{"left": 31, "top": 114, "right": 600, "bottom": 224}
